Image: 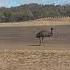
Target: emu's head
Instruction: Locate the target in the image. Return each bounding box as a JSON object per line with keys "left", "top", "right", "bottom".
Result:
{"left": 51, "top": 28, "right": 54, "bottom": 31}
{"left": 50, "top": 27, "right": 54, "bottom": 35}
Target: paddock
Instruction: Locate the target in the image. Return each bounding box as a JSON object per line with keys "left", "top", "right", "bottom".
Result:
{"left": 0, "top": 25, "right": 70, "bottom": 49}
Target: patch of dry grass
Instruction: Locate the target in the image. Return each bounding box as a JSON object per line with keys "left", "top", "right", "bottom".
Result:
{"left": 0, "top": 49, "right": 70, "bottom": 70}
{"left": 0, "top": 17, "right": 70, "bottom": 27}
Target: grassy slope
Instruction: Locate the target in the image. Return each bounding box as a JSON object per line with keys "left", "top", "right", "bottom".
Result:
{"left": 0, "top": 17, "right": 70, "bottom": 27}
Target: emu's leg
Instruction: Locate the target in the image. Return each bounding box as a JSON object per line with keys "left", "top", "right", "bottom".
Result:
{"left": 39, "top": 37, "right": 44, "bottom": 46}
{"left": 39, "top": 38, "right": 41, "bottom": 46}
{"left": 40, "top": 37, "right": 44, "bottom": 46}
{"left": 45, "top": 37, "right": 47, "bottom": 46}
{"left": 42, "top": 37, "right": 44, "bottom": 44}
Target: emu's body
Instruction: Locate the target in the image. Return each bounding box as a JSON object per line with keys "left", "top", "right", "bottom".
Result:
{"left": 36, "top": 28, "right": 53, "bottom": 45}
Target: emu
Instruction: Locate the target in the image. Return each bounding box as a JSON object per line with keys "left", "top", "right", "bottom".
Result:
{"left": 36, "top": 28, "right": 54, "bottom": 46}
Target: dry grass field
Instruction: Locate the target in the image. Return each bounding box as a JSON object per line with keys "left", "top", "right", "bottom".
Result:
{"left": 0, "top": 17, "right": 70, "bottom": 27}
{"left": 0, "top": 49, "right": 70, "bottom": 70}
{"left": 0, "top": 17, "right": 70, "bottom": 70}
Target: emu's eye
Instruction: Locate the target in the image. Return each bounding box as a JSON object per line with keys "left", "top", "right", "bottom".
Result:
{"left": 51, "top": 28, "right": 53, "bottom": 30}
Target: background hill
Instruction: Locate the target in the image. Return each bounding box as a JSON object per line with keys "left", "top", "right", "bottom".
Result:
{"left": 0, "top": 3, "right": 70, "bottom": 22}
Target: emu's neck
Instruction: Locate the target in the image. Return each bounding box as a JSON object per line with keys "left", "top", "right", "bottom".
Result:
{"left": 51, "top": 29, "right": 53, "bottom": 35}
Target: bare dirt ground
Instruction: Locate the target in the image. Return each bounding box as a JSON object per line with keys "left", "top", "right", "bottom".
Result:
{"left": 0, "top": 25, "right": 70, "bottom": 49}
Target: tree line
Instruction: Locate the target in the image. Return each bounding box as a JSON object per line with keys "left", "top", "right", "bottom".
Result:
{"left": 0, "top": 3, "right": 70, "bottom": 22}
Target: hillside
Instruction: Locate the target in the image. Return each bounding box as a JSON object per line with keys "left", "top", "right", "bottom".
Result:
{"left": 0, "top": 3, "right": 70, "bottom": 22}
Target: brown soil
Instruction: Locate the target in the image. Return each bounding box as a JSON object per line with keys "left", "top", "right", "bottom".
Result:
{"left": 0, "top": 25, "right": 70, "bottom": 49}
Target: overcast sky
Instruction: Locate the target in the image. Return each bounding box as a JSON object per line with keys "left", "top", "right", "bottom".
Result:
{"left": 0, "top": 0, "right": 70, "bottom": 7}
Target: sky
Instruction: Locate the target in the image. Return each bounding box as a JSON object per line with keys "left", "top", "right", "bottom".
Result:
{"left": 0, "top": 0, "right": 70, "bottom": 7}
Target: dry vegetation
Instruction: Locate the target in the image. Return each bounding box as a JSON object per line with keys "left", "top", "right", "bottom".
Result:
{"left": 0, "top": 17, "right": 70, "bottom": 27}
{"left": 0, "top": 49, "right": 70, "bottom": 70}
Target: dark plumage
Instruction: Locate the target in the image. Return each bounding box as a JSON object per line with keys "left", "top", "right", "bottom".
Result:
{"left": 36, "top": 28, "right": 54, "bottom": 45}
